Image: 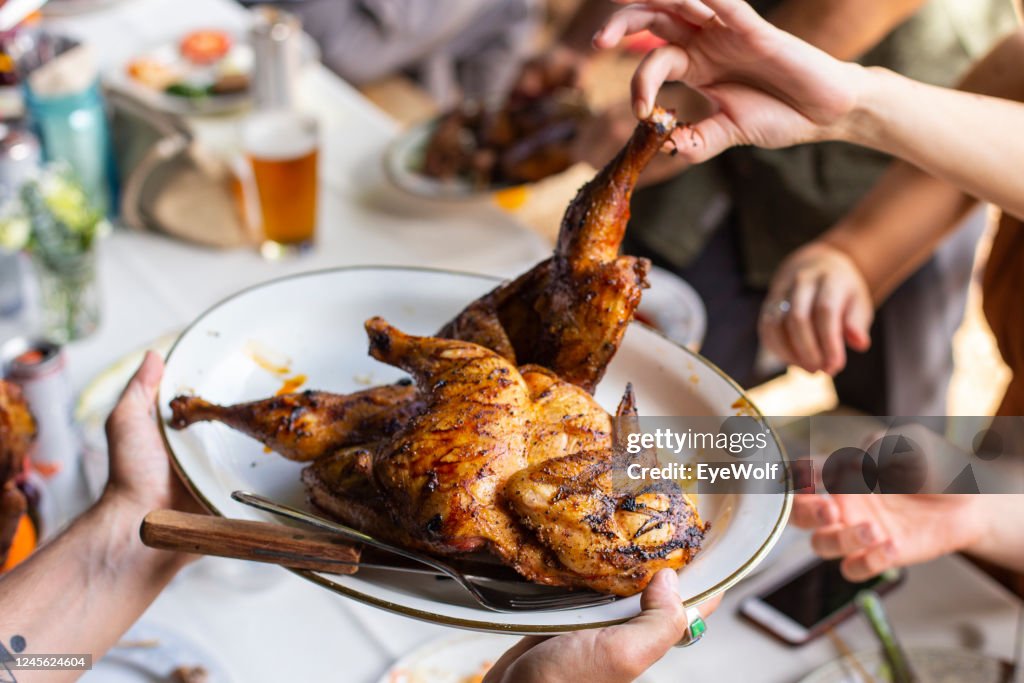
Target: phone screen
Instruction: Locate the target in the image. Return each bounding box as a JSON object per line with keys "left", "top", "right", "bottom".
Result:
{"left": 761, "top": 559, "right": 891, "bottom": 628}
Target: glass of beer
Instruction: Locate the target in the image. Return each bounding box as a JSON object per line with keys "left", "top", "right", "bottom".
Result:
{"left": 242, "top": 110, "right": 319, "bottom": 259}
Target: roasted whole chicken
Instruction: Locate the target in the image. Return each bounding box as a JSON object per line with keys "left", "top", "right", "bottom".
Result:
{"left": 170, "top": 108, "right": 706, "bottom": 595}
{"left": 0, "top": 380, "right": 35, "bottom": 566}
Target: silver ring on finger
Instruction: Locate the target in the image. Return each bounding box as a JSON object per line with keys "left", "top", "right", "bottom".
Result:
{"left": 761, "top": 298, "right": 792, "bottom": 324}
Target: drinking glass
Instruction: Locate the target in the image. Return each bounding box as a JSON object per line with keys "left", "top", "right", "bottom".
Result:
{"left": 241, "top": 110, "right": 319, "bottom": 259}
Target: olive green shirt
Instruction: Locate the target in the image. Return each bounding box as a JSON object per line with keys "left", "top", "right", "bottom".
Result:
{"left": 628, "top": 0, "right": 1018, "bottom": 288}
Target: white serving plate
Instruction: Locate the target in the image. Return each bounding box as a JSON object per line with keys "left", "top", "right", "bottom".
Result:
{"left": 159, "top": 266, "right": 791, "bottom": 634}
{"left": 636, "top": 265, "right": 707, "bottom": 352}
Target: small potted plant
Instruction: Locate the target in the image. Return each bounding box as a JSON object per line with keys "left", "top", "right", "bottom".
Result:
{"left": 0, "top": 163, "right": 110, "bottom": 343}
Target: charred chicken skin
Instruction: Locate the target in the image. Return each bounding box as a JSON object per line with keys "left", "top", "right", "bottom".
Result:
{"left": 169, "top": 384, "right": 422, "bottom": 462}
{"left": 0, "top": 380, "right": 35, "bottom": 566}
{"left": 302, "top": 319, "right": 704, "bottom": 595}
{"left": 167, "top": 109, "right": 705, "bottom": 595}
{"left": 169, "top": 108, "right": 679, "bottom": 460}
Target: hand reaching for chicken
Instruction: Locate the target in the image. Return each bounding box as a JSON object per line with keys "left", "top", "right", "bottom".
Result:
{"left": 594, "top": 0, "right": 864, "bottom": 163}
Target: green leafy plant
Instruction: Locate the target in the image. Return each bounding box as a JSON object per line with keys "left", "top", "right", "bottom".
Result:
{"left": 0, "top": 162, "right": 109, "bottom": 261}
{"left": 0, "top": 163, "right": 109, "bottom": 341}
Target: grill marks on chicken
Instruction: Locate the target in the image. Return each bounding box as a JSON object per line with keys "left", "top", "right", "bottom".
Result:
{"left": 169, "top": 384, "right": 423, "bottom": 462}
{"left": 167, "top": 109, "right": 705, "bottom": 595}
{"left": 365, "top": 317, "right": 533, "bottom": 555}
{"left": 298, "top": 319, "right": 704, "bottom": 595}
{"left": 505, "top": 450, "right": 704, "bottom": 596}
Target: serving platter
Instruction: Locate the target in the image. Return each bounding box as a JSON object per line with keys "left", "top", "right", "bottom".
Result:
{"left": 159, "top": 266, "right": 791, "bottom": 634}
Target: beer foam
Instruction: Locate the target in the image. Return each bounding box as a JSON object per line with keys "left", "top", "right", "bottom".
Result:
{"left": 243, "top": 111, "right": 318, "bottom": 160}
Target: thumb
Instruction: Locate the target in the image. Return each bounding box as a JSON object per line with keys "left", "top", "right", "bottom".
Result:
{"left": 599, "top": 570, "right": 690, "bottom": 679}
{"left": 125, "top": 351, "right": 165, "bottom": 405}
{"left": 108, "top": 351, "right": 164, "bottom": 433}
{"left": 842, "top": 295, "right": 873, "bottom": 352}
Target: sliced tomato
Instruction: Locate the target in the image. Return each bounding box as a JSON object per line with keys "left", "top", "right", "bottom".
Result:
{"left": 180, "top": 30, "right": 232, "bottom": 65}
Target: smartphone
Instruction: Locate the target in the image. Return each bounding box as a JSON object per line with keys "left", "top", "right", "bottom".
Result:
{"left": 740, "top": 558, "right": 904, "bottom": 645}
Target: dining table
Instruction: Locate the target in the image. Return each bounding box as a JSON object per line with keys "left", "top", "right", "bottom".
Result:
{"left": 16, "top": 0, "right": 1024, "bottom": 680}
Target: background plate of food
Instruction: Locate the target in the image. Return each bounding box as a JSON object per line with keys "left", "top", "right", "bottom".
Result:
{"left": 158, "top": 265, "right": 791, "bottom": 634}
{"left": 384, "top": 90, "right": 590, "bottom": 200}
{"left": 107, "top": 27, "right": 318, "bottom": 116}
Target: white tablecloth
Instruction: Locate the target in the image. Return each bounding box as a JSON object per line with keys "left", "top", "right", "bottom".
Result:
{"left": 36, "top": 1, "right": 1024, "bottom": 681}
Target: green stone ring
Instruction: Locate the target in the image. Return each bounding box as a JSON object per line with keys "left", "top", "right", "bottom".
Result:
{"left": 675, "top": 606, "right": 707, "bottom": 648}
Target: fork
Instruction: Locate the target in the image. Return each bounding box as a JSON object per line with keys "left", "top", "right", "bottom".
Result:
{"left": 231, "top": 490, "right": 619, "bottom": 613}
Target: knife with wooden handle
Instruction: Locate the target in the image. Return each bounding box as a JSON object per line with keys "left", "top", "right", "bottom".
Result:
{"left": 141, "top": 509, "right": 531, "bottom": 582}
{"left": 140, "top": 509, "right": 362, "bottom": 575}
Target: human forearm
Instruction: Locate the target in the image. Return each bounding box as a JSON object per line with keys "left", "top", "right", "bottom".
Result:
{"left": 839, "top": 63, "right": 1024, "bottom": 220}
{"left": 818, "top": 27, "right": 1024, "bottom": 298}
{"left": 822, "top": 163, "right": 975, "bottom": 303}
{"left": 0, "top": 495, "right": 187, "bottom": 681}
{"left": 611, "top": 0, "right": 924, "bottom": 182}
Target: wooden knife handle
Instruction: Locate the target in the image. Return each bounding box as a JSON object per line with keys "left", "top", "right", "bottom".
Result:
{"left": 140, "top": 509, "right": 361, "bottom": 575}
